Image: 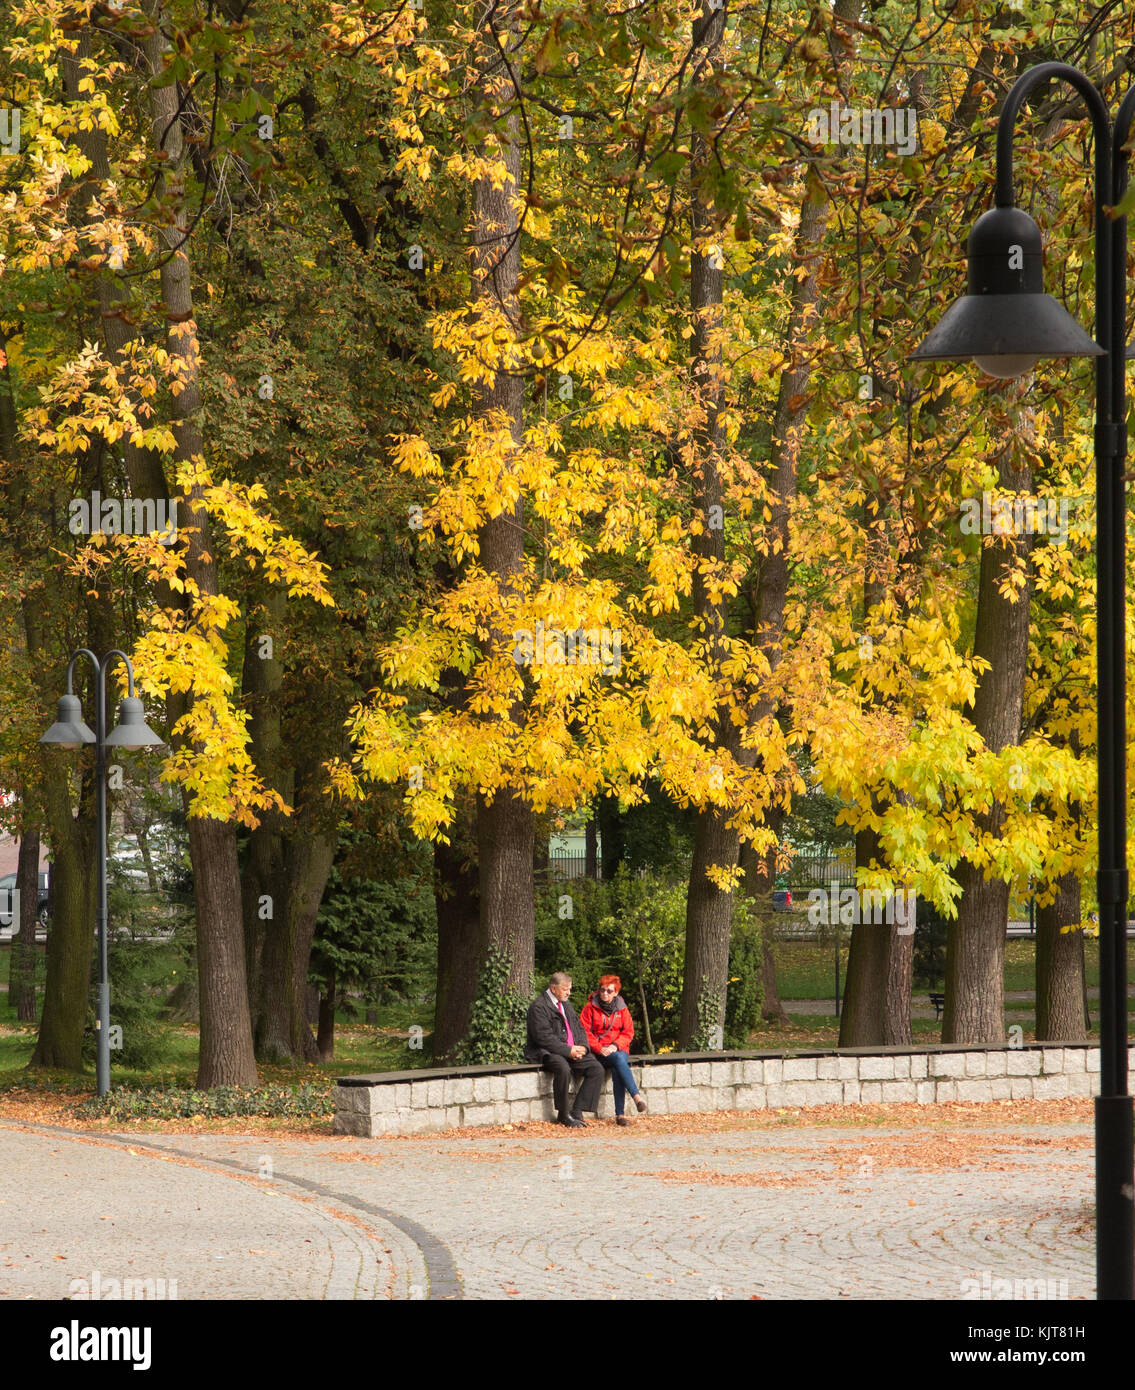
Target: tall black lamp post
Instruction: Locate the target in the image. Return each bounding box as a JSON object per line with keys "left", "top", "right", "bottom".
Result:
{"left": 911, "top": 63, "right": 1134, "bottom": 1301}
{"left": 40, "top": 649, "right": 164, "bottom": 1097}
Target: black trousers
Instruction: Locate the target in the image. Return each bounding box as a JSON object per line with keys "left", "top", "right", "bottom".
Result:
{"left": 542, "top": 1051, "right": 603, "bottom": 1117}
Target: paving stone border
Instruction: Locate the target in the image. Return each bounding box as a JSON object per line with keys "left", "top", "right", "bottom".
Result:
{"left": 333, "top": 1042, "right": 1134, "bottom": 1137}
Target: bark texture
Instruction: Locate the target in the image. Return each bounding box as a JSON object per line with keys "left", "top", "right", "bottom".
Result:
{"left": 733, "top": 0, "right": 859, "bottom": 1043}
{"left": 239, "top": 600, "right": 334, "bottom": 1064}
{"left": 470, "top": 6, "right": 534, "bottom": 998}
{"left": 679, "top": 0, "right": 736, "bottom": 1049}
{"left": 432, "top": 815, "right": 481, "bottom": 1061}
{"left": 739, "top": 812, "right": 788, "bottom": 1025}
{"left": 141, "top": 6, "right": 258, "bottom": 1086}
{"left": 1035, "top": 872, "right": 1087, "bottom": 1041}
{"left": 12, "top": 833, "right": 41, "bottom": 1022}
{"left": 944, "top": 440, "right": 1033, "bottom": 1044}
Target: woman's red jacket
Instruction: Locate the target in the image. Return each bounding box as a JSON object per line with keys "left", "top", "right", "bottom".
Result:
{"left": 579, "top": 995, "right": 634, "bottom": 1054}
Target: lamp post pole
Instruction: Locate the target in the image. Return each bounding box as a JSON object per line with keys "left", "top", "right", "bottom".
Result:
{"left": 912, "top": 63, "right": 1135, "bottom": 1299}
{"left": 93, "top": 654, "right": 111, "bottom": 1099}
{"left": 41, "top": 648, "right": 164, "bottom": 1098}
{"left": 997, "top": 66, "right": 1133, "bottom": 1305}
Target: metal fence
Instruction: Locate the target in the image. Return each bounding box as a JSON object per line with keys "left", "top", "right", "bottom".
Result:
{"left": 547, "top": 855, "right": 595, "bottom": 881}
{"left": 780, "top": 848, "right": 857, "bottom": 891}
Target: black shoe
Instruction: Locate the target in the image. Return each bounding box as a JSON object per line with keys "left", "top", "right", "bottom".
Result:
{"left": 558, "top": 1115, "right": 585, "bottom": 1127}
{"left": 568, "top": 1114, "right": 588, "bottom": 1127}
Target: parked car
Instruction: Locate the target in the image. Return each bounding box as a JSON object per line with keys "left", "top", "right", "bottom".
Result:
{"left": 773, "top": 888, "right": 793, "bottom": 911}
{"left": 0, "top": 870, "right": 49, "bottom": 928}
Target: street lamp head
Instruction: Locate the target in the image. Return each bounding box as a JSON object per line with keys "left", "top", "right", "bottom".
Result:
{"left": 105, "top": 696, "right": 165, "bottom": 751}
{"left": 910, "top": 206, "right": 1104, "bottom": 379}
{"left": 40, "top": 693, "right": 96, "bottom": 750}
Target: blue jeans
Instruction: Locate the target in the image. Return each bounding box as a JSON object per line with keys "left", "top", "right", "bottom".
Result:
{"left": 599, "top": 1049, "right": 640, "bottom": 1115}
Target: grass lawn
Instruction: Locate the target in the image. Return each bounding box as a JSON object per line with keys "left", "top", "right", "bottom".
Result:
{"left": 772, "top": 935, "right": 1135, "bottom": 999}
{"left": 744, "top": 1004, "right": 1133, "bottom": 1051}
{"left": 0, "top": 942, "right": 436, "bottom": 1095}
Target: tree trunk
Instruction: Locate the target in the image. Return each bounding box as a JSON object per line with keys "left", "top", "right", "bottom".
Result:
{"left": 839, "top": 827, "right": 891, "bottom": 1045}
{"left": 317, "top": 972, "right": 336, "bottom": 1061}
{"left": 739, "top": 828, "right": 788, "bottom": 1024}
{"left": 842, "top": 494, "right": 916, "bottom": 1046}
{"left": 597, "top": 796, "right": 625, "bottom": 881}
{"left": 189, "top": 818, "right": 256, "bottom": 1085}
{"left": 30, "top": 769, "right": 96, "bottom": 1070}
{"left": 884, "top": 921, "right": 914, "bottom": 1046}
{"left": 140, "top": 8, "right": 258, "bottom": 1087}
{"left": 239, "top": 591, "right": 287, "bottom": 1031}
{"left": 241, "top": 599, "right": 334, "bottom": 1067}
{"left": 478, "top": 791, "right": 535, "bottom": 995}
{"left": 738, "top": 0, "right": 858, "bottom": 1039}
{"left": 254, "top": 827, "right": 335, "bottom": 1063}
{"left": 533, "top": 821, "right": 550, "bottom": 894}
{"left": 2, "top": 313, "right": 98, "bottom": 1065}
{"left": 59, "top": 17, "right": 258, "bottom": 1087}
{"left": 433, "top": 825, "right": 483, "bottom": 1060}
{"left": 20, "top": 581, "right": 98, "bottom": 1072}
{"left": 679, "top": 0, "right": 735, "bottom": 1050}
{"left": 944, "top": 439, "right": 1033, "bottom": 1044}
{"left": 470, "top": 5, "right": 535, "bottom": 997}
{"left": 1035, "top": 872, "right": 1086, "bottom": 1041}
{"left": 12, "top": 832, "right": 40, "bottom": 1022}
{"left": 682, "top": 812, "right": 738, "bottom": 1047}
{"left": 585, "top": 813, "right": 598, "bottom": 881}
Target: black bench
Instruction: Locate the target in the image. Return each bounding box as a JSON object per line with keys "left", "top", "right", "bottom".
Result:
{"left": 929, "top": 992, "right": 945, "bottom": 1020}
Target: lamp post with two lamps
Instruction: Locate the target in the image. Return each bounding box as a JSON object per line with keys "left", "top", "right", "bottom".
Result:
{"left": 911, "top": 62, "right": 1135, "bottom": 1301}
{"left": 39, "top": 649, "right": 164, "bottom": 1098}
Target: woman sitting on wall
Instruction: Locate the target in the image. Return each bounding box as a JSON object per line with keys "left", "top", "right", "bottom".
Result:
{"left": 579, "top": 975, "right": 648, "bottom": 1126}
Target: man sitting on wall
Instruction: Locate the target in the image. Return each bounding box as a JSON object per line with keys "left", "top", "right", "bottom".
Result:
{"left": 525, "top": 972, "right": 603, "bottom": 1127}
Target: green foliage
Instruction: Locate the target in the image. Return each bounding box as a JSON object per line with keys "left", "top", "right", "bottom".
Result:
{"left": 601, "top": 870, "right": 687, "bottom": 1048}
{"left": 311, "top": 831, "right": 436, "bottom": 1009}
{"left": 913, "top": 896, "right": 949, "bottom": 988}
{"left": 691, "top": 979, "right": 722, "bottom": 1051}
{"left": 456, "top": 947, "right": 531, "bottom": 1066}
{"left": 725, "top": 914, "right": 765, "bottom": 1047}
{"left": 83, "top": 907, "right": 190, "bottom": 1071}
{"left": 783, "top": 762, "right": 856, "bottom": 852}
{"left": 536, "top": 870, "right": 765, "bottom": 1050}
{"left": 78, "top": 1083, "right": 332, "bottom": 1121}
{"left": 534, "top": 876, "right": 622, "bottom": 992}
{"left": 617, "top": 789, "right": 696, "bottom": 876}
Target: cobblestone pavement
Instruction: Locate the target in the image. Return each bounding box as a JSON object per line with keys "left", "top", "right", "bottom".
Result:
{"left": 1, "top": 1113, "right": 1096, "bottom": 1300}
{"left": 0, "top": 1124, "right": 417, "bottom": 1300}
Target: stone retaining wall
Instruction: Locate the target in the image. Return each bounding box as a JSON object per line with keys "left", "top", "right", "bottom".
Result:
{"left": 333, "top": 1043, "right": 1133, "bottom": 1137}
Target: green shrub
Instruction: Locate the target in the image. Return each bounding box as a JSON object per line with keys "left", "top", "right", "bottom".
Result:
{"left": 312, "top": 838, "right": 436, "bottom": 1010}
{"left": 534, "top": 876, "right": 622, "bottom": 988}
{"left": 691, "top": 980, "right": 723, "bottom": 1050}
{"left": 913, "top": 897, "right": 949, "bottom": 987}
{"left": 605, "top": 870, "right": 687, "bottom": 1049}
{"left": 536, "top": 868, "right": 766, "bottom": 1051}
{"left": 83, "top": 924, "right": 187, "bottom": 1071}
{"left": 456, "top": 947, "right": 531, "bottom": 1066}
{"left": 725, "top": 912, "right": 765, "bottom": 1047}
{"left": 78, "top": 1083, "right": 333, "bottom": 1121}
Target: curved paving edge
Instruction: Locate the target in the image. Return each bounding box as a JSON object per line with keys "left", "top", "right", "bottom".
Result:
{"left": 0, "top": 1121, "right": 462, "bottom": 1301}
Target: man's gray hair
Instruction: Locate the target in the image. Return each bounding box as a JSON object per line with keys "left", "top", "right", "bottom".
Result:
{"left": 548, "top": 971, "right": 572, "bottom": 988}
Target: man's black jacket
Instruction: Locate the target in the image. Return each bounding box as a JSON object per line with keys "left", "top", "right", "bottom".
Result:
{"left": 525, "top": 991, "right": 586, "bottom": 1063}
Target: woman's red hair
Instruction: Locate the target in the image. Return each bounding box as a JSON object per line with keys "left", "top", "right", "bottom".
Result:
{"left": 598, "top": 974, "right": 621, "bottom": 991}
